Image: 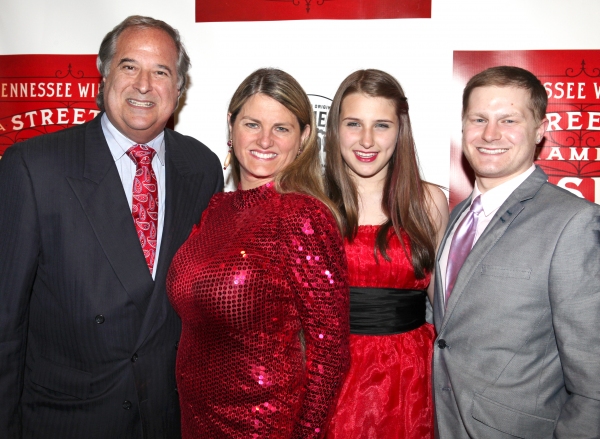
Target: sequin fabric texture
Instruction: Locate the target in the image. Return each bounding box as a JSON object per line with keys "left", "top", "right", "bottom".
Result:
{"left": 167, "top": 182, "right": 350, "bottom": 439}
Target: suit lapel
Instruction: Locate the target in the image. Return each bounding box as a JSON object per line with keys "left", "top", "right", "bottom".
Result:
{"left": 67, "top": 116, "right": 153, "bottom": 316}
{"left": 153, "top": 130, "right": 207, "bottom": 285}
{"left": 440, "top": 168, "right": 548, "bottom": 331}
{"left": 134, "top": 130, "right": 208, "bottom": 350}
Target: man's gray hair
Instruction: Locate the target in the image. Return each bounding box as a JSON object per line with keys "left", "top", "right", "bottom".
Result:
{"left": 96, "top": 15, "right": 191, "bottom": 110}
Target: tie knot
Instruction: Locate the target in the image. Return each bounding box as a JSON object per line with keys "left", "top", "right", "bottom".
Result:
{"left": 127, "top": 144, "right": 156, "bottom": 166}
{"left": 470, "top": 195, "right": 483, "bottom": 215}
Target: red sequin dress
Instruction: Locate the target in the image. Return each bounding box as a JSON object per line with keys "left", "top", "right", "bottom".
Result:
{"left": 325, "top": 225, "right": 435, "bottom": 439}
{"left": 167, "top": 182, "right": 350, "bottom": 439}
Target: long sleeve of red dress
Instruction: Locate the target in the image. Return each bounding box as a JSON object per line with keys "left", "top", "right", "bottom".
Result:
{"left": 167, "top": 182, "right": 350, "bottom": 439}
{"left": 281, "top": 194, "right": 350, "bottom": 439}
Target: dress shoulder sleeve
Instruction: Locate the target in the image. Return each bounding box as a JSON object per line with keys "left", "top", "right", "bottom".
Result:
{"left": 279, "top": 194, "right": 350, "bottom": 439}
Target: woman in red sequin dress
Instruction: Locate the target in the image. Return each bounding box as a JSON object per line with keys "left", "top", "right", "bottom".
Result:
{"left": 323, "top": 70, "right": 449, "bottom": 439}
{"left": 167, "top": 69, "right": 350, "bottom": 439}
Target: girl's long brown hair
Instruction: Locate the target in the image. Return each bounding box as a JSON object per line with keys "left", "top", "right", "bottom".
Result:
{"left": 325, "top": 69, "right": 438, "bottom": 278}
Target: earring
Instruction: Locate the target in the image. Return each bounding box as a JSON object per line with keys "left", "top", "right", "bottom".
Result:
{"left": 296, "top": 148, "right": 303, "bottom": 158}
{"left": 223, "top": 139, "right": 232, "bottom": 170}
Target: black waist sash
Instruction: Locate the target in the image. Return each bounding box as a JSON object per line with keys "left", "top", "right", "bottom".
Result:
{"left": 349, "top": 287, "right": 426, "bottom": 335}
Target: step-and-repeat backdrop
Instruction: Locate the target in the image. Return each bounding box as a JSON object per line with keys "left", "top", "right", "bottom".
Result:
{"left": 2, "top": 0, "right": 599, "bottom": 206}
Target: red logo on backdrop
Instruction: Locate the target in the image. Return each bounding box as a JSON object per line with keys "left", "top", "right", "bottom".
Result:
{"left": 451, "top": 50, "right": 600, "bottom": 207}
{"left": 0, "top": 54, "right": 101, "bottom": 156}
{"left": 196, "top": 0, "right": 431, "bottom": 22}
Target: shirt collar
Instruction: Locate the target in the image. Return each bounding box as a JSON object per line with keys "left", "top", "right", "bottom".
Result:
{"left": 101, "top": 113, "right": 165, "bottom": 165}
{"left": 472, "top": 165, "right": 536, "bottom": 217}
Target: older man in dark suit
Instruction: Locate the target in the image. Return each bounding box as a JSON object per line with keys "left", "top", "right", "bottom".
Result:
{"left": 432, "top": 66, "right": 600, "bottom": 438}
{"left": 0, "top": 15, "right": 223, "bottom": 439}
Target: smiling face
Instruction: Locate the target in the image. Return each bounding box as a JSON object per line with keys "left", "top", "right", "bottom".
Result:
{"left": 103, "top": 27, "right": 180, "bottom": 144}
{"left": 338, "top": 93, "right": 399, "bottom": 183}
{"left": 462, "top": 86, "right": 547, "bottom": 192}
{"left": 229, "top": 93, "right": 309, "bottom": 190}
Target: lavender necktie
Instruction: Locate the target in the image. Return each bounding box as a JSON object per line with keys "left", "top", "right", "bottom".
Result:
{"left": 445, "top": 195, "right": 483, "bottom": 303}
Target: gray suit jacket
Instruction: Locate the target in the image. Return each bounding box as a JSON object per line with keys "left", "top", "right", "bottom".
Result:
{"left": 432, "top": 167, "right": 600, "bottom": 439}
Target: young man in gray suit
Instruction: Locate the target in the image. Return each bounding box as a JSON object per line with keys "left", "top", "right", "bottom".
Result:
{"left": 0, "top": 16, "right": 223, "bottom": 439}
{"left": 432, "top": 66, "right": 600, "bottom": 438}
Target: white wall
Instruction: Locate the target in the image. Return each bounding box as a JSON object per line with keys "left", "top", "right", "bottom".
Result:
{"left": 2, "top": 0, "right": 599, "bottom": 189}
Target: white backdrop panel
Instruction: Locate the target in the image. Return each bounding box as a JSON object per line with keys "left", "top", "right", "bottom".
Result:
{"left": 2, "top": 0, "right": 600, "bottom": 190}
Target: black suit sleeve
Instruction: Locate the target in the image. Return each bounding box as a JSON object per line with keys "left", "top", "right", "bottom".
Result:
{"left": 210, "top": 152, "right": 224, "bottom": 196}
{"left": 215, "top": 172, "right": 224, "bottom": 194}
{"left": 0, "top": 145, "right": 41, "bottom": 438}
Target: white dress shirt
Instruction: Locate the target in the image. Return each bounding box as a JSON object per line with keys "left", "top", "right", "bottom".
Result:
{"left": 440, "top": 165, "right": 536, "bottom": 295}
{"left": 101, "top": 113, "right": 166, "bottom": 279}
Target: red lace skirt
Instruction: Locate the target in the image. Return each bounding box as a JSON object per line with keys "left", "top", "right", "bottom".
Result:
{"left": 325, "top": 323, "right": 435, "bottom": 439}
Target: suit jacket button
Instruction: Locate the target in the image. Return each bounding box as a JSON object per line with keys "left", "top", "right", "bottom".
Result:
{"left": 95, "top": 315, "right": 105, "bottom": 324}
{"left": 438, "top": 339, "right": 448, "bottom": 349}
{"left": 122, "top": 400, "right": 132, "bottom": 410}
{"left": 131, "top": 354, "right": 138, "bottom": 363}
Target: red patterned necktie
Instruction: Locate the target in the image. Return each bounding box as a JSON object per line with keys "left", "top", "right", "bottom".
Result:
{"left": 127, "top": 144, "right": 158, "bottom": 273}
{"left": 445, "top": 195, "right": 483, "bottom": 304}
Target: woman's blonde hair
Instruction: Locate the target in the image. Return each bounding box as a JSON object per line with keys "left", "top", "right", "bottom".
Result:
{"left": 228, "top": 68, "right": 342, "bottom": 228}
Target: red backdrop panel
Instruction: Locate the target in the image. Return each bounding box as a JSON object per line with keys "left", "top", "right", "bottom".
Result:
{"left": 196, "top": 0, "right": 431, "bottom": 22}
{"left": 451, "top": 50, "right": 600, "bottom": 207}
{"left": 0, "top": 54, "right": 101, "bottom": 156}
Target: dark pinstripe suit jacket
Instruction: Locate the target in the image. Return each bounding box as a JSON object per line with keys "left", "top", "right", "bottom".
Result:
{"left": 0, "top": 114, "right": 223, "bottom": 439}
